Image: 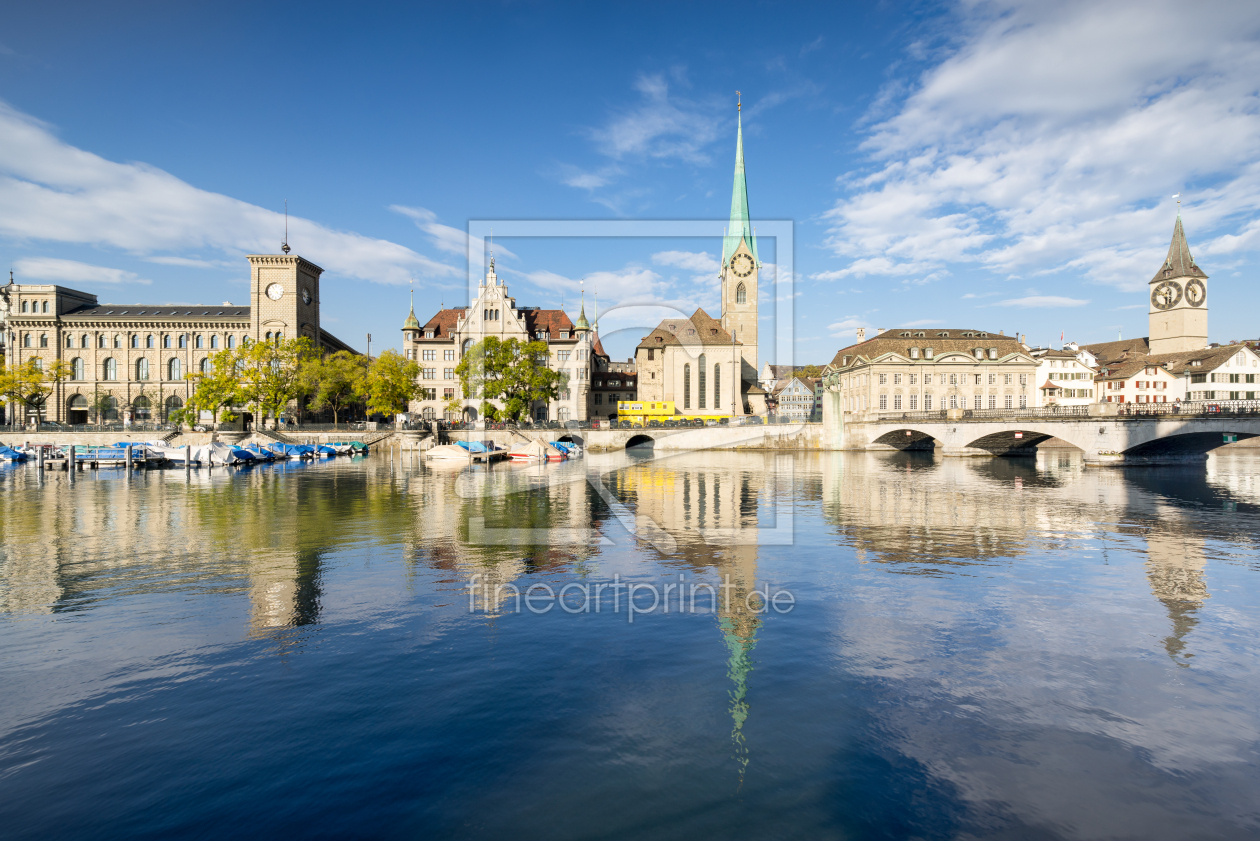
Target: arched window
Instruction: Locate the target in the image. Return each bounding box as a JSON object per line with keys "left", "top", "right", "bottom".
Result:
{"left": 195, "top": 335, "right": 204, "bottom": 349}
{"left": 226, "top": 336, "right": 235, "bottom": 349}
{"left": 462, "top": 338, "right": 473, "bottom": 357}
{"left": 103, "top": 358, "right": 117, "bottom": 380}
{"left": 698, "top": 354, "right": 707, "bottom": 409}
{"left": 101, "top": 396, "right": 119, "bottom": 421}
{"left": 20, "top": 301, "right": 28, "bottom": 313}
{"left": 274, "top": 332, "right": 282, "bottom": 344}
{"left": 146, "top": 335, "right": 155, "bottom": 349}
{"left": 69, "top": 357, "right": 84, "bottom": 380}
{"left": 163, "top": 335, "right": 171, "bottom": 349}
{"left": 201, "top": 358, "right": 212, "bottom": 374}
{"left": 32, "top": 358, "right": 42, "bottom": 371}
{"left": 714, "top": 364, "right": 720, "bottom": 409}
{"left": 924, "top": 347, "right": 934, "bottom": 359}
{"left": 736, "top": 283, "right": 746, "bottom": 304}
{"left": 42, "top": 301, "right": 49, "bottom": 313}
{"left": 99, "top": 334, "right": 107, "bottom": 349}
{"left": 265, "top": 331, "right": 273, "bottom": 341}
{"left": 164, "top": 396, "right": 183, "bottom": 421}
{"left": 131, "top": 335, "right": 140, "bottom": 349}
{"left": 80, "top": 334, "right": 88, "bottom": 348}
{"left": 136, "top": 358, "right": 149, "bottom": 381}
{"left": 113, "top": 334, "right": 122, "bottom": 348}
{"left": 132, "top": 395, "right": 152, "bottom": 420}
{"left": 210, "top": 335, "right": 219, "bottom": 349}
{"left": 683, "top": 364, "right": 691, "bottom": 409}
{"left": 39, "top": 333, "right": 48, "bottom": 348}
{"left": 179, "top": 334, "right": 187, "bottom": 349}
{"left": 23, "top": 333, "right": 30, "bottom": 347}
{"left": 168, "top": 358, "right": 182, "bottom": 380}
{"left": 66, "top": 335, "right": 74, "bottom": 348}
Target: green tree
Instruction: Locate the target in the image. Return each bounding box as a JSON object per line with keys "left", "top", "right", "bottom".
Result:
{"left": 304, "top": 350, "right": 368, "bottom": 425}
{"left": 455, "top": 337, "right": 563, "bottom": 422}
{"left": 186, "top": 349, "right": 243, "bottom": 428}
{"left": 362, "top": 349, "right": 422, "bottom": 419}
{"left": 236, "top": 336, "right": 319, "bottom": 425}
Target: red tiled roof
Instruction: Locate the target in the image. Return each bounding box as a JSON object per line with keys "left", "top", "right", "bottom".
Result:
{"left": 416, "top": 308, "right": 465, "bottom": 340}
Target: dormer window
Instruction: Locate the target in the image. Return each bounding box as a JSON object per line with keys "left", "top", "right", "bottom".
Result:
{"left": 973, "top": 348, "right": 984, "bottom": 359}
{"left": 425, "top": 330, "right": 434, "bottom": 339}
{"left": 915, "top": 331, "right": 926, "bottom": 338}
{"left": 925, "top": 347, "right": 935, "bottom": 359}
{"left": 988, "top": 348, "right": 998, "bottom": 360}
{"left": 900, "top": 331, "right": 911, "bottom": 337}
{"left": 909, "top": 347, "right": 920, "bottom": 359}
{"left": 937, "top": 331, "right": 949, "bottom": 338}
{"left": 559, "top": 331, "right": 568, "bottom": 339}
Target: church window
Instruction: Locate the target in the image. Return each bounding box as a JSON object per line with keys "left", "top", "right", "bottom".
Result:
{"left": 698, "top": 354, "right": 707, "bottom": 409}
{"left": 684, "top": 364, "right": 691, "bottom": 409}
{"left": 736, "top": 283, "right": 746, "bottom": 304}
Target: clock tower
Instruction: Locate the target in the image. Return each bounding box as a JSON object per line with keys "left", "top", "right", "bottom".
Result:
{"left": 248, "top": 253, "right": 323, "bottom": 345}
{"left": 720, "top": 103, "right": 758, "bottom": 382}
{"left": 1147, "top": 214, "right": 1208, "bottom": 355}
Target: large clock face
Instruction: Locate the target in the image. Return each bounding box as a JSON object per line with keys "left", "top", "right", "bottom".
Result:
{"left": 265, "top": 283, "right": 284, "bottom": 301}
{"left": 301, "top": 287, "right": 312, "bottom": 305}
{"left": 732, "top": 253, "right": 755, "bottom": 278}
{"left": 1151, "top": 280, "right": 1181, "bottom": 310}
{"left": 1185, "top": 278, "right": 1206, "bottom": 307}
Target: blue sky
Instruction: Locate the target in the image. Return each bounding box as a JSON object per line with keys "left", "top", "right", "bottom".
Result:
{"left": 2, "top": 0, "right": 1258, "bottom": 364}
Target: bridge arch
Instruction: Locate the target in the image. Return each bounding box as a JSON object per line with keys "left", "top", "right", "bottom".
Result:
{"left": 871, "top": 428, "right": 938, "bottom": 451}
{"left": 1120, "top": 430, "right": 1258, "bottom": 459}
{"left": 625, "top": 433, "right": 655, "bottom": 449}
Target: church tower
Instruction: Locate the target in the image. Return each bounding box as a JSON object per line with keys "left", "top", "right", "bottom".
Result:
{"left": 1148, "top": 213, "right": 1209, "bottom": 354}
{"left": 720, "top": 99, "right": 758, "bottom": 383}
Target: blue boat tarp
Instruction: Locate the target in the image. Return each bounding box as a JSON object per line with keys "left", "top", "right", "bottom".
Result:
{"left": 0, "top": 446, "right": 26, "bottom": 461}
{"left": 456, "top": 440, "right": 492, "bottom": 454}
{"left": 243, "top": 445, "right": 277, "bottom": 461}
{"left": 268, "top": 443, "right": 316, "bottom": 458}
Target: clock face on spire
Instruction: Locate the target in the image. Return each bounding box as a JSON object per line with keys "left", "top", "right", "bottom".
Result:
{"left": 1151, "top": 280, "right": 1181, "bottom": 310}
{"left": 732, "top": 252, "right": 754, "bottom": 278}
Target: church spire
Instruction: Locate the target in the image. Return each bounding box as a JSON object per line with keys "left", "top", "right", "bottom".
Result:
{"left": 1150, "top": 213, "right": 1208, "bottom": 284}
{"left": 722, "top": 94, "right": 758, "bottom": 268}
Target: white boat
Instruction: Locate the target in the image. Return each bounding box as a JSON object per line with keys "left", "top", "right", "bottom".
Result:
{"left": 146, "top": 445, "right": 201, "bottom": 465}
{"left": 193, "top": 443, "right": 254, "bottom": 465}
{"left": 425, "top": 444, "right": 473, "bottom": 462}
{"left": 509, "top": 439, "right": 557, "bottom": 462}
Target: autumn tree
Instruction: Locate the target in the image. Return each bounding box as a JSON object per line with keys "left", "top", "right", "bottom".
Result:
{"left": 235, "top": 336, "right": 320, "bottom": 425}
{"left": 362, "top": 349, "right": 422, "bottom": 420}
{"left": 304, "top": 350, "right": 368, "bottom": 425}
{"left": 185, "top": 349, "right": 242, "bottom": 428}
{"left": 455, "top": 337, "right": 563, "bottom": 422}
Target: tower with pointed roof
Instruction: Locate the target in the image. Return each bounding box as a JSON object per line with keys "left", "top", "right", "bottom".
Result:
{"left": 1148, "top": 212, "right": 1209, "bottom": 354}
{"left": 720, "top": 97, "right": 759, "bottom": 386}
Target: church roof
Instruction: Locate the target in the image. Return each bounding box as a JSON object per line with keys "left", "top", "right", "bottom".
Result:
{"left": 722, "top": 111, "right": 759, "bottom": 268}
{"left": 1150, "top": 215, "right": 1208, "bottom": 284}
{"left": 637, "top": 307, "right": 740, "bottom": 349}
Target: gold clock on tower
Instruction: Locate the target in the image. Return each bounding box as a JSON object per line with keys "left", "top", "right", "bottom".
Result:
{"left": 732, "top": 252, "right": 755, "bottom": 278}
{"left": 1151, "top": 280, "right": 1181, "bottom": 310}
{"left": 1185, "top": 278, "right": 1205, "bottom": 307}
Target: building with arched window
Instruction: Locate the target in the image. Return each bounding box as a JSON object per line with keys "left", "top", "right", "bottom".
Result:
{"left": 0, "top": 251, "right": 354, "bottom": 424}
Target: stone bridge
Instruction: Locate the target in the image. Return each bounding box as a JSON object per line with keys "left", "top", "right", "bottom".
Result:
{"left": 821, "top": 395, "right": 1260, "bottom": 466}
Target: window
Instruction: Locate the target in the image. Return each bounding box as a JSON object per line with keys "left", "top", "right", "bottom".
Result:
{"left": 736, "top": 283, "right": 747, "bottom": 304}
{"left": 714, "top": 364, "right": 720, "bottom": 408}
{"left": 893, "top": 394, "right": 902, "bottom": 410}
{"left": 227, "top": 336, "right": 236, "bottom": 349}
{"left": 440, "top": 368, "right": 452, "bottom": 379}
{"left": 557, "top": 350, "right": 571, "bottom": 362}
{"left": 949, "top": 373, "right": 957, "bottom": 385}
{"left": 96, "top": 334, "right": 105, "bottom": 348}
{"left": 42, "top": 301, "right": 49, "bottom": 313}
{"left": 20, "top": 301, "right": 27, "bottom": 313}
{"left": 684, "top": 364, "right": 691, "bottom": 409}
{"left": 988, "top": 394, "right": 997, "bottom": 409}
{"left": 66, "top": 335, "right": 74, "bottom": 349}
{"left": 698, "top": 354, "right": 707, "bottom": 409}
{"left": 1019, "top": 374, "right": 1027, "bottom": 386}
{"left": 422, "top": 349, "right": 436, "bottom": 361}
{"left": 1004, "top": 374, "right": 1012, "bottom": 385}
{"left": 443, "top": 388, "right": 455, "bottom": 400}
{"left": 71, "top": 357, "right": 84, "bottom": 380}
{"left": 879, "top": 373, "right": 887, "bottom": 384}
{"left": 974, "top": 374, "right": 982, "bottom": 385}
{"left": 594, "top": 393, "right": 603, "bottom": 405}
{"left": 1005, "top": 395, "right": 1013, "bottom": 409}
{"left": 168, "top": 358, "right": 182, "bottom": 380}
{"left": 559, "top": 331, "right": 569, "bottom": 340}
{"left": 422, "top": 368, "right": 436, "bottom": 379}
{"left": 909, "top": 347, "right": 920, "bottom": 359}
{"left": 1019, "top": 395, "right": 1027, "bottom": 408}
{"left": 195, "top": 335, "right": 204, "bottom": 349}
{"left": 893, "top": 373, "right": 901, "bottom": 385}
{"left": 201, "top": 358, "right": 212, "bottom": 374}
{"left": 909, "top": 374, "right": 917, "bottom": 385}
{"left": 176, "top": 334, "right": 186, "bottom": 349}
{"left": 131, "top": 334, "right": 139, "bottom": 349}
{"left": 39, "top": 333, "right": 48, "bottom": 348}
{"left": 103, "top": 358, "right": 117, "bottom": 380}
{"left": 974, "top": 395, "right": 983, "bottom": 409}
{"left": 879, "top": 394, "right": 888, "bottom": 410}
{"left": 444, "top": 349, "right": 456, "bottom": 361}
{"left": 162, "top": 335, "right": 171, "bottom": 349}
{"left": 988, "top": 348, "right": 997, "bottom": 360}
{"left": 32, "top": 358, "right": 42, "bottom": 371}
{"left": 265, "top": 332, "right": 272, "bottom": 342}
{"left": 136, "top": 358, "right": 150, "bottom": 380}
{"left": 924, "top": 394, "right": 932, "bottom": 410}
{"left": 146, "top": 335, "right": 155, "bottom": 349}
{"left": 462, "top": 339, "right": 473, "bottom": 357}
{"left": 924, "top": 347, "right": 934, "bottom": 359}
{"left": 908, "top": 394, "right": 918, "bottom": 410}
{"left": 211, "top": 335, "right": 219, "bottom": 349}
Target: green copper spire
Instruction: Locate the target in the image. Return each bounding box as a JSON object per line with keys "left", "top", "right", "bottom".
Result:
{"left": 722, "top": 103, "right": 758, "bottom": 268}
{"left": 402, "top": 289, "right": 420, "bottom": 331}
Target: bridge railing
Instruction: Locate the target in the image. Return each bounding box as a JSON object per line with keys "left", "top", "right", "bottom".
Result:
{"left": 855, "top": 399, "right": 1260, "bottom": 423}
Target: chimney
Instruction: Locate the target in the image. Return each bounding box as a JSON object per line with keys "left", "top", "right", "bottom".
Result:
{"left": 1019, "top": 333, "right": 1025, "bottom": 344}
{"left": 855, "top": 327, "right": 866, "bottom": 342}
{"left": 999, "top": 330, "right": 1004, "bottom": 336}
{"left": 876, "top": 327, "right": 886, "bottom": 335}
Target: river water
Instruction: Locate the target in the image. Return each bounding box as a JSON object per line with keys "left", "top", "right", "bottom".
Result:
{"left": 1, "top": 447, "right": 1258, "bottom": 840}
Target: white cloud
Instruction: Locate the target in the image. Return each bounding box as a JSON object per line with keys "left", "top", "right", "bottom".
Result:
{"left": 143, "top": 255, "right": 232, "bottom": 269}
{"left": 827, "top": 317, "right": 869, "bottom": 338}
{"left": 14, "top": 256, "right": 151, "bottom": 285}
{"left": 0, "top": 102, "right": 459, "bottom": 286}
{"left": 652, "top": 250, "right": 720, "bottom": 274}
{"left": 588, "top": 73, "right": 722, "bottom": 164}
{"left": 389, "top": 205, "right": 516, "bottom": 263}
{"left": 995, "top": 295, "right": 1089, "bottom": 308}
{"left": 824, "top": 0, "right": 1260, "bottom": 292}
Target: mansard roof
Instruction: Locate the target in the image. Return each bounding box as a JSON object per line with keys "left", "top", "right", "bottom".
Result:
{"left": 1151, "top": 215, "right": 1208, "bottom": 284}
{"left": 1146, "top": 344, "right": 1250, "bottom": 375}
{"left": 828, "top": 329, "right": 1024, "bottom": 368}
{"left": 60, "top": 304, "right": 250, "bottom": 319}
